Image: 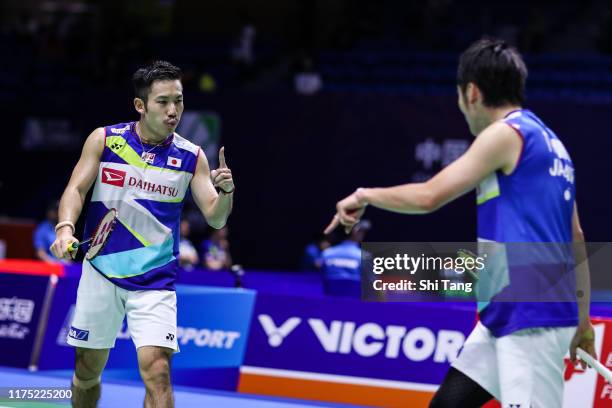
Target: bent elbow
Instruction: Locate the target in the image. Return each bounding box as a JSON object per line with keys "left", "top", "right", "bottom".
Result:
{"left": 418, "top": 189, "right": 439, "bottom": 213}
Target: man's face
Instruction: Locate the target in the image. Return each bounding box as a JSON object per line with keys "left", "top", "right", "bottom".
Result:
{"left": 141, "top": 79, "right": 184, "bottom": 136}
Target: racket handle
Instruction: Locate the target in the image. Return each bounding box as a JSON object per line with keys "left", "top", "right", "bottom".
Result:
{"left": 69, "top": 237, "right": 92, "bottom": 252}
{"left": 577, "top": 348, "right": 612, "bottom": 383}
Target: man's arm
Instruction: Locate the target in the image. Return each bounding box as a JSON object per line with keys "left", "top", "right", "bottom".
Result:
{"left": 190, "top": 147, "right": 234, "bottom": 229}
{"left": 325, "top": 122, "right": 522, "bottom": 233}
{"left": 50, "top": 128, "right": 105, "bottom": 259}
{"left": 569, "top": 202, "right": 596, "bottom": 367}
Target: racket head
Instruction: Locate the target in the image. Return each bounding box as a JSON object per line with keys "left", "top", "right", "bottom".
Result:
{"left": 85, "top": 208, "right": 118, "bottom": 260}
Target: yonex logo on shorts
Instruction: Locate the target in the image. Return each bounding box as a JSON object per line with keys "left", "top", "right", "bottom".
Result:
{"left": 101, "top": 168, "right": 126, "bottom": 187}
{"left": 166, "top": 333, "right": 175, "bottom": 341}
{"left": 68, "top": 326, "right": 89, "bottom": 341}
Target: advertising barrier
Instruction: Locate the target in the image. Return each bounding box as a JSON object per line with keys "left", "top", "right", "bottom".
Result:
{"left": 239, "top": 293, "right": 476, "bottom": 406}
{"left": 0, "top": 273, "right": 51, "bottom": 368}
{"left": 239, "top": 291, "right": 612, "bottom": 408}
{"left": 3, "top": 262, "right": 612, "bottom": 407}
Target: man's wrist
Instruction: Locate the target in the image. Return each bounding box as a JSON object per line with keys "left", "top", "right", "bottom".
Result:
{"left": 55, "top": 221, "right": 75, "bottom": 235}
{"left": 355, "top": 187, "right": 369, "bottom": 206}
{"left": 578, "top": 323, "right": 595, "bottom": 340}
{"left": 578, "top": 316, "right": 592, "bottom": 328}
{"left": 56, "top": 228, "right": 74, "bottom": 240}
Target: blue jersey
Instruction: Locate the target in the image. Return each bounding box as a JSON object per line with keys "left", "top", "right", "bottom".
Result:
{"left": 321, "top": 241, "right": 362, "bottom": 281}
{"left": 476, "top": 109, "right": 578, "bottom": 336}
{"left": 83, "top": 122, "right": 200, "bottom": 291}
{"left": 33, "top": 221, "right": 57, "bottom": 259}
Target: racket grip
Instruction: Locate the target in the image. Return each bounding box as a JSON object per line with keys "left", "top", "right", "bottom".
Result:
{"left": 68, "top": 242, "right": 79, "bottom": 252}
{"left": 577, "top": 348, "right": 612, "bottom": 383}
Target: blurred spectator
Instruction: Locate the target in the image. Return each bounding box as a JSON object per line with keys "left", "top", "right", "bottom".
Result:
{"left": 294, "top": 55, "right": 323, "bottom": 95}
{"left": 300, "top": 232, "right": 332, "bottom": 272}
{"left": 231, "top": 20, "right": 256, "bottom": 66}
{"left": 33, "top": 200, "right": 62, "bottom": 263}
{"left": 230, "top": 14, "right": 258, "bottom": 85}
{"left": 178, "top": 219, "right": 199, "bottom": 270}
{"left": 321, "top": 219, "right": 371, "bottom": 298}
{"left": 201, "top": 226, "right": 233, "bottom": 270}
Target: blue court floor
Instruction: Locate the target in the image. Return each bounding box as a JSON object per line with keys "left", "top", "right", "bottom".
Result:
{"left": 0, "top": 367, "right": 365, "bottom": 408}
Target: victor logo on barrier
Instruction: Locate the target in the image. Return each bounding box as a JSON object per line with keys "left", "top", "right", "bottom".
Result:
{"left": 309, "top": 319, "right": 464, "bottom": 362}
{"left": 68, "top": 326, "right": 89, "bottom": 341}
{"left": 257, "top": 314, "right": 466, "bottom": 362}
{"left": 258, "top": 315, "right": 302, "bottom": 347}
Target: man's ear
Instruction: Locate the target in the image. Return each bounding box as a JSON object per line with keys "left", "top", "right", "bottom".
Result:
{"left": 467, "top": 82, "right": 482, "bottom": 105}
{"left": 134, "top": 98, "right": 146, "bottom": 114}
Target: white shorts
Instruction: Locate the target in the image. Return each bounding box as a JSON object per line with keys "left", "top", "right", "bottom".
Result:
{"left": 66, "top": 261, "right": 179, "bottom": 351}
{"left": 452, "top": 321, "right": 575, "bottom": 408}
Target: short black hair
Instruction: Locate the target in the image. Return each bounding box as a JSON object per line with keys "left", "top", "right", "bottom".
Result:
{"left": 133, "top": 60, "right": 182, "bottom": 103}
{"left": 457, "top": 38, "right": 527, "bottom": 107}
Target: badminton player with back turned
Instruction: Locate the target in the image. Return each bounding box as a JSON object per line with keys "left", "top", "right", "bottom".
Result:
{"left": 325, "top": 38, "right": 596, "bottom": 407}
{"left": 50, "top": 61, "right": 235, "bottom": 408}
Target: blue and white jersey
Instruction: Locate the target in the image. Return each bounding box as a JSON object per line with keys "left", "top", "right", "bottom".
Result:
{"left": 83, "top": 122, "right": 200, "bottom": 291}
{"left": 476, "top": 109, "right": 578, "bottom": 336}
{"left": 321, "top": 241, "right": 362, "bottom": 281}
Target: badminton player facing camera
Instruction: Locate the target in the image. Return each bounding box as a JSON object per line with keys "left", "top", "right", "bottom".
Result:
{"left": 326, "top": 38, "right": 596, "bottom": 407}
{"left": 50, "top": 61, "right": 234, "bottom": 408}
